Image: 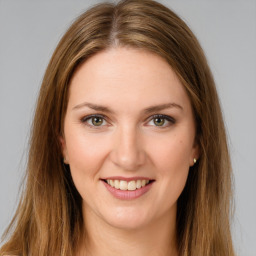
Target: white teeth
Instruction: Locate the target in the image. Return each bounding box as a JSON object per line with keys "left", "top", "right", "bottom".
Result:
{"left": 127, "top": 181, "right": 136, "bottom": 191}
{"left": 114, "top": 180, "right": 120, "bottom": 189}
{"left": 141, "top": 180, "right": 146, "bottom": 187}
{"left": 136, "top": 180, "right": 142, "bottom": 189}
{"left": 106, "top": 179, "right": 151, "bottom": 190}
{"left": 119, "top": 180, "right": 128, "bottom": 190}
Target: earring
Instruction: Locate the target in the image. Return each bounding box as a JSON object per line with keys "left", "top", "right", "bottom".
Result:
{"left": 63, "top": 157, "right": 68, "bottom": 164}
{"left": 193, "top": 158, "right": 197, "bottom": 164}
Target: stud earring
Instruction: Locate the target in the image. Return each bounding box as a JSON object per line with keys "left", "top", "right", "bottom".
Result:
{"left": 63, "top": 157, "right": 68, "bottom": 164}
{"left": 193, "top": 158, "right": 197, "bottom": 164}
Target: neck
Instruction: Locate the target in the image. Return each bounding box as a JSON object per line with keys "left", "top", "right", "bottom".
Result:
{"left": 77, "top": 204, "right": 179, "bottom": 256}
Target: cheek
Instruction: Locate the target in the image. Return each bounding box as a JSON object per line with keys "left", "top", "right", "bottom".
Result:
{"left": 149, "top": 133, "right": 192, "bottom": 197}
{"left": 65, "top": 129, "right": 109, "bottom": 178}
{"left": 65, "top": 131, "right": 111, "bottom": 202}
{"left": 150, "top": 132, "right": 192, "bottom": 170}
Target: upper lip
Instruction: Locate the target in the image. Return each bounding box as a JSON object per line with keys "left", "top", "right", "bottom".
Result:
{"left": 101, "top": 176, "right": 155, "bottom": 182}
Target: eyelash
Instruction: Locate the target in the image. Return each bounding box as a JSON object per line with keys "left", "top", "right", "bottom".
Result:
{"left": 80, "top": 114, "right": 176, "bottom": 129}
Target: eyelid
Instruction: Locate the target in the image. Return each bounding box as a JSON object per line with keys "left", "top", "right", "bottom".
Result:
{"left": 80, "top": 113, "right": 176, "bottom": 128}
{"left": 81, "top": 114, "right": 109, "bottom": 128}
{"left": 146, "top": 114, "right": 176, "bottom": 127}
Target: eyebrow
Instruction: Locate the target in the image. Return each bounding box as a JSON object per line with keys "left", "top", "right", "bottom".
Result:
{"left": 72, "top": 102, "right": 183, "bottom": 114}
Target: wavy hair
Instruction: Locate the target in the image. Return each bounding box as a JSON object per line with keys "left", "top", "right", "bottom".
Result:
{"left": 0, "top": 0, "right": 235, "bottom": 255}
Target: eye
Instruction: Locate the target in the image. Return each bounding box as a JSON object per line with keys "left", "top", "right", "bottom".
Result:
{"left": 81, "top": 114, "right": 107, "bottom": 127}
{"left": 148, "top": 114, "right": 175, "bottom": 127}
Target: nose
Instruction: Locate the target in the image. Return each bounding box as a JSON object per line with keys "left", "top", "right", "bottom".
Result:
{"left": 109, "top": 125, "right": 146, "bottom": 172}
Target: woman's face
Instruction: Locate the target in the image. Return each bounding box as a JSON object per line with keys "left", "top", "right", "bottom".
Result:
{"left": 61, "top": 47, "right": 199, "bottom": 230}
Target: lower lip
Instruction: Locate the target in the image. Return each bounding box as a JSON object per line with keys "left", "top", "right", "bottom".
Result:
{"left": 102, "top": 180, "right": 154, "bottom": 200}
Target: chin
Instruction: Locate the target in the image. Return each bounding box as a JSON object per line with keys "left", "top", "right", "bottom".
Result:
{"left": 103, "top": 207, "right": 153, "bottom": 231}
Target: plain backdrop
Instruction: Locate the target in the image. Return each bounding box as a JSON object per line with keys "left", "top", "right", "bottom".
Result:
{"left": 0, "top": 0, "right": 255, "bottom": 255}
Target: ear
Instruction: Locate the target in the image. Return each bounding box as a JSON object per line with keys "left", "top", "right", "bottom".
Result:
{"left": 189, "top": 140, "right": 200, "bottom": 167}
{"left": 59, "top": 135, "right": 69, "bottom": 164}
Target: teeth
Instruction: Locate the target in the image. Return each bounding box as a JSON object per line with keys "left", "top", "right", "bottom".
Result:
{"left": 114, "top": 180, "right": 120, "bottom": 189}
{"left": 110, "top": 180, "right": 114, "bottom": 187}
{"left": 136, "top": 180, "right": 142, "bottom": 189}
{"left": 106, "top": 179, "right": 151, "bottom": 190}
{"left": 127, "top": 181, "right": 136, "bottom": 191}
{"left": 120, "top": 180, "right": 128, "bottom": 190}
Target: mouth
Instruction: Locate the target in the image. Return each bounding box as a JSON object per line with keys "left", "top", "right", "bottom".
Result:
{"left": 101, "top": 178, "right": 155, "bottom": 191}
{"left": 101, "top": 177, "right": 155, "bottom": 200}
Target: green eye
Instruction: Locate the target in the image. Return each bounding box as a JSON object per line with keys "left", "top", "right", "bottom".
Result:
{"left": 148, "top": 114, "right": 176, "bottom": 127}
{"left": 82, "top": 115, "right": 106, "bottom": 127}
{"left": 153, "top": 117, "right": 165, "bottom": 126}
{"left": 92, "top": 116, "right": 104, "bottom": 126}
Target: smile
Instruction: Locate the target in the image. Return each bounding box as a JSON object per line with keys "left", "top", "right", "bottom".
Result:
{"left": 105, "top": 179, "right": 150, "bottom": 191}
{"left": 101, "top": 177, "right": 155, "bottom": 200}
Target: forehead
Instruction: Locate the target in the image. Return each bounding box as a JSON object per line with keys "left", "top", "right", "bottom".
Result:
{"left": 68, "top": 47, "right": 191, "bottom": 114}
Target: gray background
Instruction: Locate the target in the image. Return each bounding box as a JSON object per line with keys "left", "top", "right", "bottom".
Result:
{"left": 0, "top": 0, "right": 255, "bottom": 255}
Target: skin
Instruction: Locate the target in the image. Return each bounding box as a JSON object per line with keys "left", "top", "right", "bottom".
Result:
{"left": 61, "top": 47, "right": 199, "bottom": 256}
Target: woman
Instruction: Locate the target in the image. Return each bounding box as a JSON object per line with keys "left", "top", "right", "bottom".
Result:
{"left": 0, "top": 0, "right": 235, "bottom": 255}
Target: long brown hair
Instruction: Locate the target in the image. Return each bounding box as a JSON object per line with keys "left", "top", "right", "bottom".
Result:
{"left": 0, "top": 0, "right": 235, "bottom": 255}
